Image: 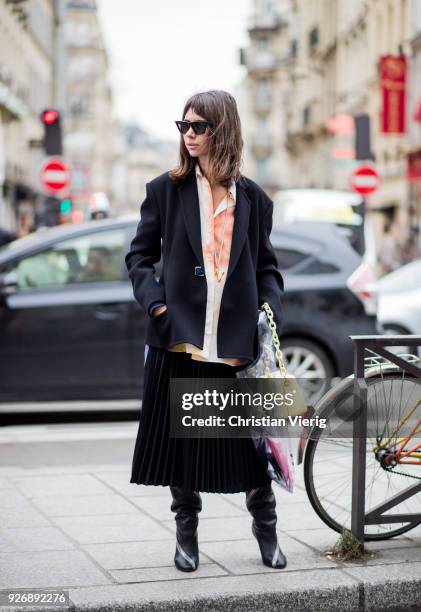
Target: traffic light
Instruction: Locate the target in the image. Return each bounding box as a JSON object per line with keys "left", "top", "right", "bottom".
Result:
{"left": 40, "top": 108, "right": 63, "bottom": 155}
{"left": 59, "top": 198, "right": 72, "bottom": 215}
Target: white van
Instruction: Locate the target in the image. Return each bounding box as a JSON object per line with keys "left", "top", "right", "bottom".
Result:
{"left": 272, "top": 188, "right": 376, "bottom": 266}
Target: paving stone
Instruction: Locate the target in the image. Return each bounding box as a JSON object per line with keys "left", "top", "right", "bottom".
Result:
{"left": 286, "top": 528, "right": 347, "bottom": 553}
{"left": 32, "top": 494, "right": 139, "bottom": 517}
{"left": 0, "top": 550, "right": 111, "bottom": 588}
{"left": 1, "top": 506, "right": 50, "bottom": 528}
{"left": 0, "top": 526, "right": 74, "bottom": 553}
{"left": 54, "top": 513, "right": 171, "bottom": 544}
{"left": 0, "top": 467, "right": 27, "bottom": 477}
{"left": 0, "top": 488, "right": 28, "bottom": 508}
{"left": 0, "top": 464, "right": 128, "bottom": 477}
{"left": 342, "top": 544, "right": 421, "bottom": 567}
{"left": 129, "top": 496, "right": 174, "bottom": 521}
{"left": 221, "top": 492, "right": 247, "bottom": 511}
{"left": 110, "top": 562, "right": 228, "bottom": 583}
{"left": 200, "top": 493, "right": 249, "bottom": 518}
{"left": 11, "top": 474, "right": 111, "bottom": 498}
{"left": 84, "top": 539, "right": 187, "bottom": 570}
{"left": 274, "top": 486, "right": 310, "bottom": 504}
{"left": 222, "top": 488, "right": 314, "bottom": 517}
{"left": 288, "top": 528, "right": 420, "bottom": 559}
{"left": 95, "top": 474, "right": 170, "bottom": 498}
{"left": 200, "top": 534, "right": 336, "bottom": 575}
{"left": 404, "top": 526, "right": 421, "bottom": 543}
{"left": 367, "top": 536, "right": 417, "bottom": 550}
{"left": 0, "top": 477, "right": 14, "bottom": 489}
{"left": 275, "top": 501, "right": 330, "bottom": 530}
{"left": 92, "top": 465, "right": 132, "bottom": 473}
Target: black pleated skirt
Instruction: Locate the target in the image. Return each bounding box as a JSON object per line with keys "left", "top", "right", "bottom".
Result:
{"left": 130, "top": 345, "right": 271, "bottom": 493}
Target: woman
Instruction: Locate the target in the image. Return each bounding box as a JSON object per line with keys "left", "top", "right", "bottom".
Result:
{"left": 125, "top": 90, "right": 286, "bottom": 572}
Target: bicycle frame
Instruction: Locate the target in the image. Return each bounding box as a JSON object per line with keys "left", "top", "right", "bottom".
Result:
{"left": 371, "top": 368, "right": 421, "bottom": 466}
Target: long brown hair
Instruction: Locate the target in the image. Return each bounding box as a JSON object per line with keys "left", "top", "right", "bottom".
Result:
{"left": 169, "top": 90, "right": 244, "bottom": 188}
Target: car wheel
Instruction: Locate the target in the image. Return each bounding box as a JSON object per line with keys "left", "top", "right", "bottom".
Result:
{"left": 382, "top": 324, "right": 417, "bottom": 356}
{"left": 281, "top": 338, "right": 334, "bottom": 378}
{"left": 280, "top": 338, "right": 335, "bottom": 406}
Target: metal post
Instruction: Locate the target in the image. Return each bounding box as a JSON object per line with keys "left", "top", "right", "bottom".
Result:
{"left": 349, "top": 334, "right": 421, "bottom": 540}
{"left": 351, "top": 339, "right": 368, "bottom": 543}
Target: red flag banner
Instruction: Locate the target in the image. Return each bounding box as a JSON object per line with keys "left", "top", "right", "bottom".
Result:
{"left": 380, "top": 55, "right": 407, "bottom": 134}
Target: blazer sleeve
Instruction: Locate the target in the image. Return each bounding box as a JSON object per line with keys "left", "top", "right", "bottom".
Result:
{"left": 257, "top": 195, "right": 285, "bottom": 334}
{"left": 125, "top": 182, "right": 166, "bottom": 315}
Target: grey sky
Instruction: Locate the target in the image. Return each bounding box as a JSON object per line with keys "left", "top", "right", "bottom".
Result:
{"left": 97, "top": 0, "right": 252, "bottom": 143}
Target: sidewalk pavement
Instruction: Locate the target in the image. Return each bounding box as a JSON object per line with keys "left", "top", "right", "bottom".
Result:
{"left": 0, "top": 461, "right": 420, "bottom": 612}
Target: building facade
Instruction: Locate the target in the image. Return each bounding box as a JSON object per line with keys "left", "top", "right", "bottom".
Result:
{"left": 240, "top": 0, "right": 293, "bottom": 197}
{"left": 63, "top": 0, "right": 114, "bottom": 218}
{"left": 241, "top": 0, "right": 419, "bottom": 262}
{"left": 111, "top": 121, "right": 177, "bottom": 216}
{"left": 0, "top": 0, "right": 56, "bottom": 233}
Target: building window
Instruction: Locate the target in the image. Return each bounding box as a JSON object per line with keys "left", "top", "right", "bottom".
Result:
{"left": 256, "top": 78, "right": 271, "bottom": 104}
{"left": 67, "top": 93, "right": 93, "bottom": 119}
{"left": 309, "top": 26, "right": 319, "bottom": 48}
{"left": 65, "top": 20, "right": 99, "bottom": 46}
{"left": 258, "top": 37, "right": 269, "bottom": 51}
{"left": 67, "top": 56, "right": 97, "bottom": 81}
{"left": 258, "top": 116, "right": 268, "bottom": 131}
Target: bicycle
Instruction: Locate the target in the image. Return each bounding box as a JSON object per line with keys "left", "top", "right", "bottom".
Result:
{"left": 302, "top": 350, "right": 421, "bottom": 541}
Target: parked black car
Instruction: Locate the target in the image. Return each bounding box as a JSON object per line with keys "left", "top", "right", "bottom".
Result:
{"left": 0, "top": 217, "right": 379, "bottom": 402}
{"left": 271, "top": 222, "right": 379, "bottom": 379}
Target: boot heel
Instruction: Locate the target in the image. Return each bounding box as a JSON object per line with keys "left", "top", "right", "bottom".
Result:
{"left": 252, "top": 523, "right": 287, "bottom": 569}
{"left": 175, "top": 536, "right": 199, "bottom": 572}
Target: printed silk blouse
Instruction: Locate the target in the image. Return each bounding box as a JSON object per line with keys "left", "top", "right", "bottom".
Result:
{"left": 150, "top": 162, "right": 249, "bottom": 367}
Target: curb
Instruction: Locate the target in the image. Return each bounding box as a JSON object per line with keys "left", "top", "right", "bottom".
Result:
{"left": 8, "top": 575, "right": 420, "bottom": 612}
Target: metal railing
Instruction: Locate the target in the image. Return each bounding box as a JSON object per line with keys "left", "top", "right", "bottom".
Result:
{"left": 350, "top": 334, "right": 421, "bottom": 543}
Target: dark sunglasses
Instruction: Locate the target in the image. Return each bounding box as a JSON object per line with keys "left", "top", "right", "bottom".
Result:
{"left": 175, "top": 120, "right": 210, "bottom": 135}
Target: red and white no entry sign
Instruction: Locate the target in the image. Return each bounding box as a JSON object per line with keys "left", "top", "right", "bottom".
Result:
{"left": 349, "top": 165, "right": 380, "bottom": 196}
{"left": 40, "top": 158, "right": 71, "bottom": 193}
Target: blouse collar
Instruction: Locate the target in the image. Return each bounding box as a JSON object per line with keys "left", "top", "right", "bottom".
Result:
{"left": 195, "top": 162, "right": 236, "bottom": 203}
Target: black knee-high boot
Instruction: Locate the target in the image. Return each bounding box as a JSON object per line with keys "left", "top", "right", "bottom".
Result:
{"left": 170, "top": 487, "right": 202, "bottom": 572}
{"left": 245, "top": 484, "right": 287, "bottom": 569}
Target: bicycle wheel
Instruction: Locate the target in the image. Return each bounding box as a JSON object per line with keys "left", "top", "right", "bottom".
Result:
{"left": 304, "top": 369, "right": 421, "bottom": 541}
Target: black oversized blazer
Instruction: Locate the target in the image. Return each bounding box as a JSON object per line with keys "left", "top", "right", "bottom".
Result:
{"left": 125, "top": 166, "right": 285, "bottom": 364}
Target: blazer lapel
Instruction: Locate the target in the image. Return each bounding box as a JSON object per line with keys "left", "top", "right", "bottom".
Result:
{"left": 227, "top": 178, "right": 250, "bottom": 280}
{"left": 178, "top": 170, "right": 204, "bottom": 269}
{"left": 178, "top": 170, "right": 251, "bottom": 280}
